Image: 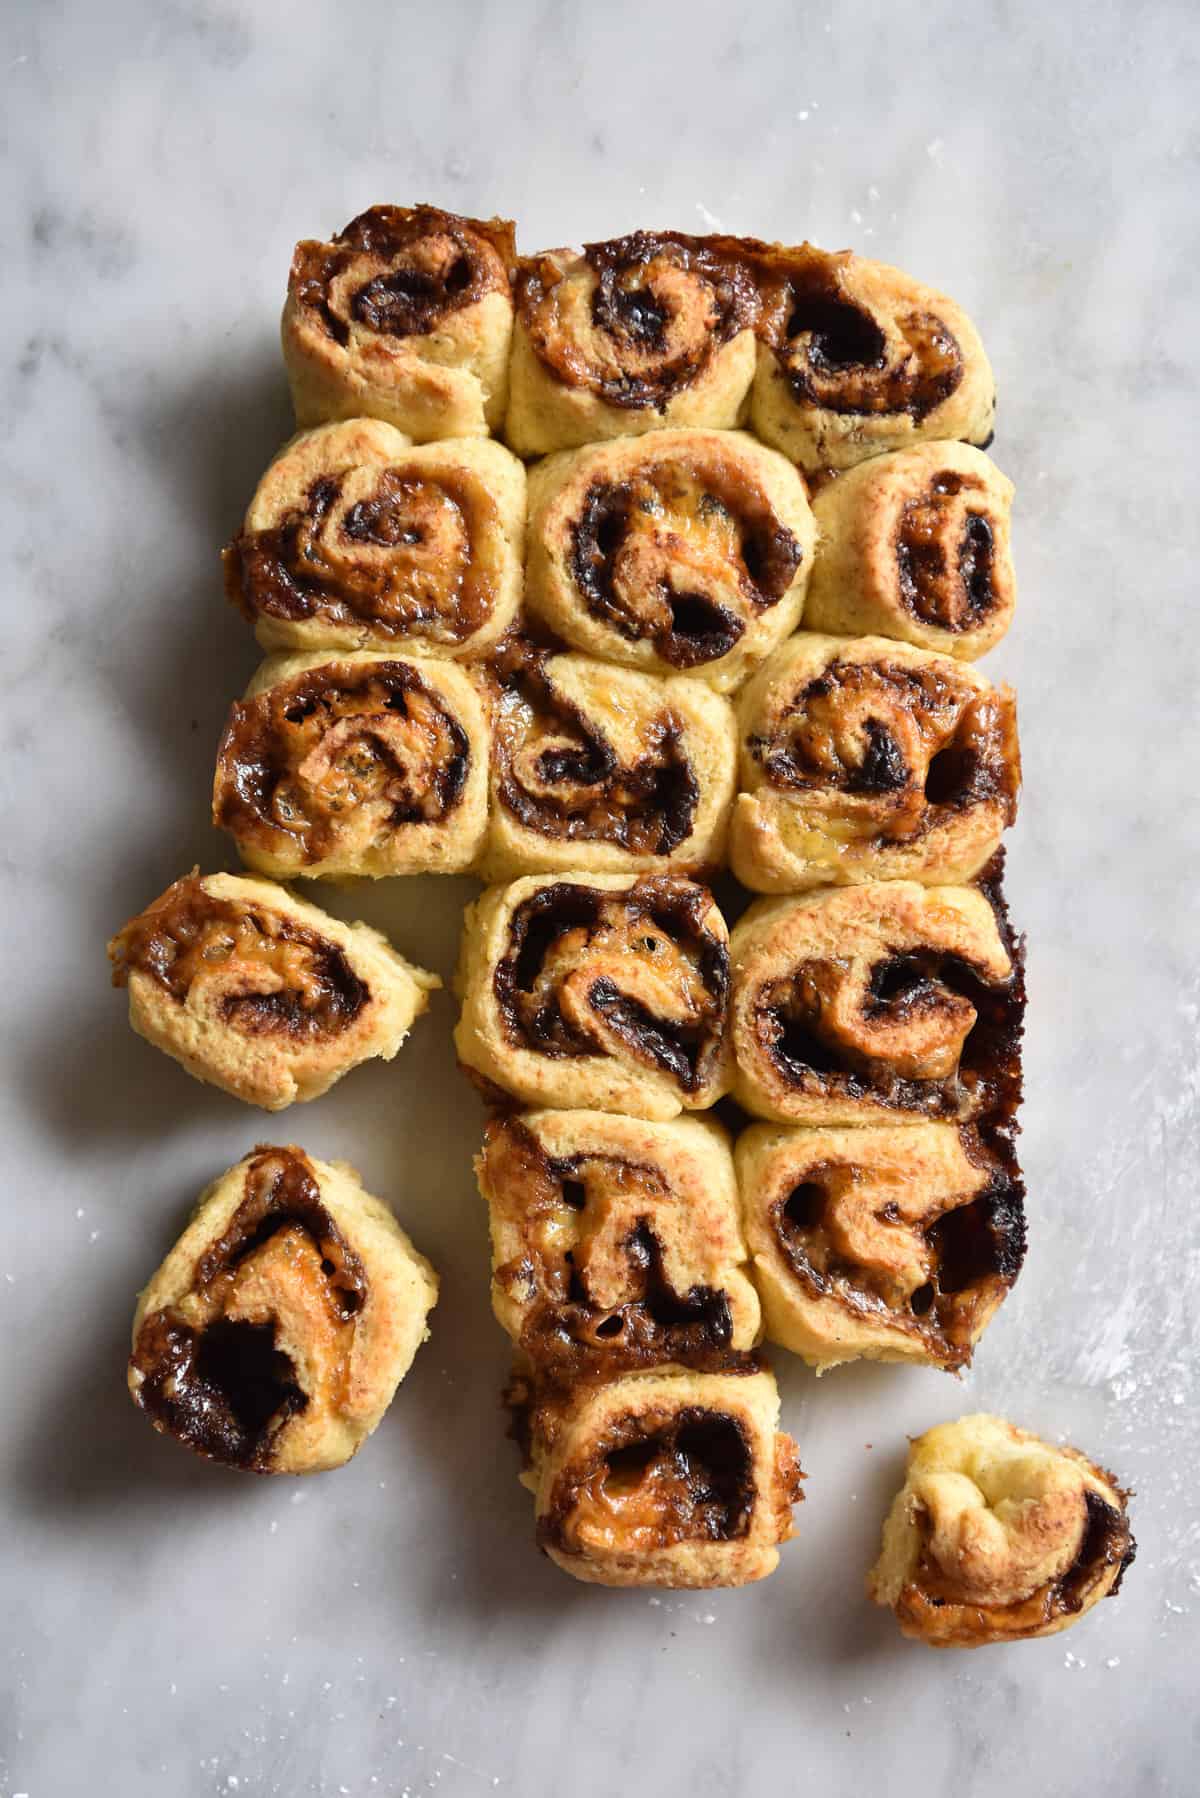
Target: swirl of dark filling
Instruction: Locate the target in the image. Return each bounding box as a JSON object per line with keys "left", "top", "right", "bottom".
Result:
{"left": 492, "top": 638, "right": 700, "bottom": 855}
{"left": 109, "top": 874, "right": 368, "bottom": 1039}
{"left": 538, "top": 1405, "right": 755, "bottom": 1555}
{"left": 565, "top": 451, "right": 802, "bottom": 671}
{"left": 773, "top": 1128, "right": 1026, "bottom": 1369}
{"left": 756, "top": 244, "right": 964, "bottom": 420}
{"left": 895, "top": 471, "right": 998, "bottom": 631}
{"left": 493, "top": 877, "right": 729, "bottom": 1093}
{"left": 518, "top": 230, "right": 758, "bottom": 409}
{"left": 129, "top": 1147, "right": 367, "bottom": 1470}
{"left": 290, "top": 204, "right": 513, "bottom": 347}
{"left": 224, "top": 463, "right": 500, "bottom": 645}
{"left": 214, "top": 660, "right": 470, "bottom": 864}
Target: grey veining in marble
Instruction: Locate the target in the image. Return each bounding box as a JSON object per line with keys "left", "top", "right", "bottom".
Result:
{"left": 2, "top": 2, "right": 1198, "bottom": 1794}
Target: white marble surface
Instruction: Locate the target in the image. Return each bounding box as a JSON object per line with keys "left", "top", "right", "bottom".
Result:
{"left": 2, "top": 2, "right": 1198, "bottom": 1793}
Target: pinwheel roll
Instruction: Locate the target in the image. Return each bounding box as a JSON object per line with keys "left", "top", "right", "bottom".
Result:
{"left": 730, "top": 634, "right": 1020, "bottom": 892}
{"left": 282, "top": 204, "right": 515, "bottom": 440}
{"left": 454, "top": 873, "right": 732, "bottom": 1121}
{"left": 516, "top": 1365, "right": 803, "bottom": 1587}
{"left": 213, "top": 650, "right": 489, "bottom": 879}
{"left": 477, "top": 1110, "right": 760, "bottom": 1382}
{"left": 129, "top": 1144, "right": 438, "bottom": 1474}
{"left": 750, "top": 243, "right": 995, "bottom": 473}
{"left": 729, "top": 875, "right": 1023, "bottom": 1127}
{"left": 525, "top": 430, "right": 816, "bottom": 693}
{"left": 736, "top": 1122, "right": 1025, "bottom": 1372}
{"left": 805, "top": 443, "right": 1016, "bottom": 661}
{"left": 506, "top": 233, "right": 758, "bottom": 456}
{"left": 108, "top": 872, "right": 438, "bottom": 1109}
{"left": 868, "top": 1414, "right": 1135, "bottom": 1647}
{"left": 223, "top": 420, "right": 525, "bottom": 660}
{"left": 483, "top": 637, "right": 737, "bottom": 880}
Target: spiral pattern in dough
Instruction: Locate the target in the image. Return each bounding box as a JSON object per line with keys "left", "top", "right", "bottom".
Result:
{"left": 213, "top": 651, "right": 490, "bottom": 879}
{"left": 868, "top": 1414, "right": 1135, "bottom": 1646}
{"left": 283, "top": 204, "right": 515, "bottom": 439}
{"left": 731, "top": 634, "right": 1019, "bottom": 891}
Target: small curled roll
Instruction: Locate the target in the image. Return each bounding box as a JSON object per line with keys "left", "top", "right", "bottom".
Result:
{"left": 750, "top": 243, "right": 995, "bottom": 473}
{"left": 282, "top": 204, "right": 515, "bottom": 440}
{"left": 868, "top": 1414, "right": 1135, "bottom": 1647}
{"left": 525, "top": 429, "right": 816, "bottom": 692}
{"left": 729, "top": 875, "right": 1023, "bottom": 1127}
{"left": 477, "top": 1110, "right": 760, "bottom": 1382}
{"left": 514, "top": 1365, "right": 803, "bottom": 1587}
{"left": 506, "top": 233, "right": 759, "bottom": 456}
{"left": 805, "top": 443, "right": 1016, "bottom": 660}
{"left": 213, "top": 650, "right": 490, "bottom": 879}
{"left": 736, "top": 1122, "right": 1025, "bottom": 1372}
{"left": 454, "top": 873, "right": 732, "bottom": 1121}
{"left": 224, "top": 420, "right": 525, "bottom": 660}
{"left": 128, "top": 1144, "right": 438, "bottom": 1474}
{"left": 482, "top": 636, "right": 736, "bottom": 881}
{"left": 730, "top": 634, "right": 1020, "bottom": 892}
{"left": 108, "top": 871, "right": 438, "bottom": 1109}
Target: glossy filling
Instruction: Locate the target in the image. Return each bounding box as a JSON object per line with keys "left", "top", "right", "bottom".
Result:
{"left": 493, "top": 640, "right": 700, "bottom": 853}
{"left": 895, "top": 472, "right": 998, "bottom": 631}
{"left": 485, "top": 1117, "right": 734, "bottom": 1379}
{"left": 494, "top": 879, "right": 728, "bottom": 1093}
{"left": 748, "top": 659, "right": 1018, "bottom": 844}
{"left": 110, "top": 875, "right": 368, "bottom": 1039}
{"left": 543, "top": 1408, "right": 754, "bottom": 1555}
{"left": 290, "top": 204, "right": 511, "bottom": 346}
{"left": 518, "top": 231, "right": 757, "bottom": 407}
{"left": 567, "top": 457, "right": 802, "bottom": 669}
{"left": 215, "top": 660, "right": 469, "bottom": 863}
{"left": 224, "top": 464, "right": 500, "bottom": 644}
{"left": 772, "top": 1143, "right": 1026, "bottom": 1365}
{"left": 130, "top": 1148, "right": 367, "bottom": 1470}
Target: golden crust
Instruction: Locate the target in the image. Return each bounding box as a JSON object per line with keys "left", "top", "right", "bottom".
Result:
{"left": 108, "top": 871, "right": 438, "bottom": 1110}
{"left": 213, "top": 649, "right": 490, "bottom": 879}
{"left": 524, "top": 429, "right": 816, "bottom": 693}
{"left": 867, "top": 1413, "right": 1135, "bottom": 1646}
{"left": 225, "top": 420, "right": 525, "bottom": 660}
{"left": 505, "top": 237, "right": 758, "bottom": 456}
{"left": 750, "top": 246, "right": 995, "bottom": 472}
{"left": 729, "top": 880, "right": 1017, "bottom": 1125}
{"left": 477, "top": 1109, "right": 760, "bottom": 1379}
{"left": 128, "top": 1144, "right": 438, "bottom": 1474}
{"left": 281, "top": 205, "right": 515, "bottom": 440}
{"left": 730, "top": 633, "right": 1020, "bottom": 892}
{"left": 481, "top": 643, "right": 737, "bottom": 881}
{"left": 453, "top": 872, "right": 732, "bottom": 1121}
{"left": 805, "top": 442, "right": 1016, "bottom": 660}
{"left": 735, "top": 1121, "right": 1024, "bottom": 1372}
{"left": 524, "top": 1365, "right": 802, "bottom": 1587}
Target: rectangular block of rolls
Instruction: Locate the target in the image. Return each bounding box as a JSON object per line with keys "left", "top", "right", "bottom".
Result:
{"left": 213, "top": 650, "right": 490, "bottom": 879}
{"left": 505, "top": 232, "right": 759, "bottom": 457}
{"left": 454, "top": 872, "right": 732, "bottom": 1120}
{"left": 524, "top": 428, "right": 815, "bottom": 694}
{"left": 108, "top": 871, "right": 438, "bottom": 1110}
{"left": 282, "top": 204, "right": 515, "bottom": 441}
{"left": 482, "top": 637, "right": 737, "bottom": 882}
{"left": 477, "top": 1109, "right": 760, "bottom": 1383}
{"left": 729, "top": 875, "right": 1023, "bottom": 1127}
{"left": 736, "top": 1121, "right": 1025, "bottom": 1373}
{"left": 513, "top": 1364, "right": 803, "bottom": 1588}
{"left": 730, "top": 633, "right": 1019, "bottom": 893}
{"left": 804, "top": 442, "right": 1016, "bottom": 661}
{"left": 749, "top": 242, "right": 996, "bottom": 474}
{"left": 223, "top": 420, "right": 525, "bottom": 662}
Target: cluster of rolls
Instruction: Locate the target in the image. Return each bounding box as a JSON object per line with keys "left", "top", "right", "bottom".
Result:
{"left": 107, "top": 204, "right": 1133, "bottom": 1636}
